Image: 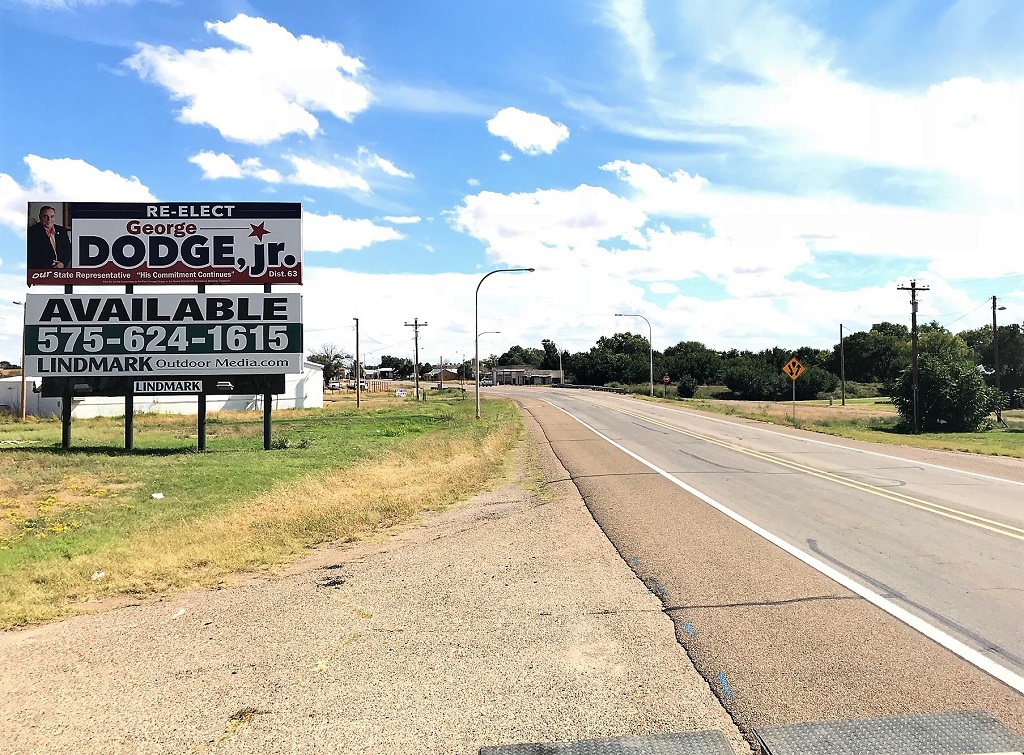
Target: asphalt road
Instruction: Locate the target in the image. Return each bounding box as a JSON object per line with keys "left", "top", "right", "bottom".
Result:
{"left": 497, "top": 387, "right": 1024, "bottom": 749}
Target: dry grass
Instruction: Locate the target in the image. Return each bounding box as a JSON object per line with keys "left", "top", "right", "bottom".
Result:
{"left": 1, "top": 417, "right": 522, "bottom": 627}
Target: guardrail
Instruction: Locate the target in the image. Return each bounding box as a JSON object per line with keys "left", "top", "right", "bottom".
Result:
{"left": 552, "top": 383, "right": 627, "bottom": 394}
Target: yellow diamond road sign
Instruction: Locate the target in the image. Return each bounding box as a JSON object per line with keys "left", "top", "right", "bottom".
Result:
{"left": 783, "top": 358, "right": 805, "bottom": 380}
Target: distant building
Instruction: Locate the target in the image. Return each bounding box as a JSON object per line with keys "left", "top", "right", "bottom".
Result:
{"left": 428, "top": 367, "right": 460, "bottom": 382}
{"left": 489, "top": 365, "right": 559, "bottom": 386}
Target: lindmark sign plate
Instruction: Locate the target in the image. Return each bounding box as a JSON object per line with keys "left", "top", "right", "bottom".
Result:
{"left": 134, "top": 380, "right": 203, "bottom": 394}
{"left": 25, "top": 293, "right": 303, "bottom": 377}
{"left": 26, "top": 202, "right": 302, "bottom": 286}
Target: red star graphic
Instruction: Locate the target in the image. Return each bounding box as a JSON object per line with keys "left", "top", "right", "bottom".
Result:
{"left": 248, "top": 221, "right": 271, "bottom": 241}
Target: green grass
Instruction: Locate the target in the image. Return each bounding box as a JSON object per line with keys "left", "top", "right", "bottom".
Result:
{"left": 666, "top": 397, "right": 1024, "bottom": 459}
{"left": 0, "top": 396, "right": 523, "bottom": 626}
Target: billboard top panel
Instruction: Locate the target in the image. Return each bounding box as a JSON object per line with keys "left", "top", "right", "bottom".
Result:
{"left": 27, "top": 201, "right": 302, "bottom": 287}
{"left": 67, "top": 202, "right": 301, "bottom": 219}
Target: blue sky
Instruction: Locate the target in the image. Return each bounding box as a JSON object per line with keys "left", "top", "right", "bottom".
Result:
{"left": 1, "top": 0, "right": 1022, "bottom": 368}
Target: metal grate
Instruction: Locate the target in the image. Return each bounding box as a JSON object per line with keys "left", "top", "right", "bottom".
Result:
{"left": 480, "top": 730, "right": 736, "bottom": 755}
{"left": 754, "top": 709, "right": 1024, "bottom": 755}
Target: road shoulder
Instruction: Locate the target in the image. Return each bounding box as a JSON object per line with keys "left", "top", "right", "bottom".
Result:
{"left": 0, "top": 399, "right": 749, "bottom": 754}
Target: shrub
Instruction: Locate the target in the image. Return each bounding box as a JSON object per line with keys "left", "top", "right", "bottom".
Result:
{"left": 724, "top": 359, "right": 787, "bottom": 400}
{"left": 892, "top": 356, "right": 1002, "bottom": 432}
{"left": 674, "top": 375, "right": 698, "bottom": 399}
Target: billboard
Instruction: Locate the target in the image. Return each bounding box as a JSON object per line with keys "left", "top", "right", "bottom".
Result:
{"left": 26, "top": 202, "right": 302, "bottom": 286}
{"left": 25, "top": 293, "right": 303, "bottom": 377}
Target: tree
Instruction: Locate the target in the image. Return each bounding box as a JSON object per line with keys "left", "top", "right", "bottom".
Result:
{"left": 307, "top": 343, "right": 351, "bottom": 386}
{"left": 826, "top": 322, "right": 910, "bottom": 386}
{"left": 497, "top": 345, "right": 544, "bottom": 366}
{"left": 959, "top": 323, "right": 1024, "bottom": 395}
{"left": 567, "top": 332, "right": 653, "bottom": 385}
{"left": 723, "top": 357, "right": 788, "bottom": 400}
{"left": 918, "top": 322, "right": 971, "bottom": 361}
{"left": 794, "top": 365, "right": 840, "bottom": 400}
{"left": 891, "top": 355, "right": 1001, "bottom": 432}
{"left": 662, "top": 341, "right": 722, "bottom": 386}
{"left": 539, "top": 339, "right": 564, "bottom": 371}
{"left": 379, "top": 355, "right": 415, "bottom": 379}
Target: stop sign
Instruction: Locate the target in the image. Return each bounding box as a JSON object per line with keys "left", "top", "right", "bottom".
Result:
{"left": 663, "top": 375, "right": 670, "bottom": 383}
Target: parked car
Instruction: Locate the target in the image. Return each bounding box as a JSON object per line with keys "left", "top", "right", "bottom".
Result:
{"left": 327, "top": 380, "right": 341, "bottom": 390}
{"left": 480, "top": 378, "right": 494, "bottom": 386}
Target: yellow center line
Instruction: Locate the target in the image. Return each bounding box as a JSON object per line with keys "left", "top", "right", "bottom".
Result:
{"left": 579, "top": 396, "right": 1024, "bottom": 542}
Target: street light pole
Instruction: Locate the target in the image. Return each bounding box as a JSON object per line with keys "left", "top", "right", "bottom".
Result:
{"left": 475, "top": 268, "right": 534, "bottom": 419}
{"left": 614, "top": 313, "right": 653, "bottom": 397}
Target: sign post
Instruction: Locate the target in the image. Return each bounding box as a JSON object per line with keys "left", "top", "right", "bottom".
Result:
{"left": 662, "top": 374, "right": 670, "bottom": 398}
{"left": 782, "top": 358, "right": 805, "bottom": 420}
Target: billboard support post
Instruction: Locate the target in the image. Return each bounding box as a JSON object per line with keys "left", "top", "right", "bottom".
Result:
{"left": 61, "top": 389, "right": 72, "bottom": 449}
{"left": 125, "top": 393, "right": 134, "bottom": 450}
{"left": 198, "top": 394, "right": 207, "bottom": 452}
{"left": 263, "top": 393, "right": 272, "bottom": 450}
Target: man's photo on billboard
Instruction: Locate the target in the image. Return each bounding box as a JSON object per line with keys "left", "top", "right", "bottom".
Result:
{"left": 27, "top": 203, "right": 72, "bottom": 271}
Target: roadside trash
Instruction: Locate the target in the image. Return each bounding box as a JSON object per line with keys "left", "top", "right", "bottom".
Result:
{"left": 91, "top": 571, "right": 106, "bottom": 581}
{"left": 151, "top": 492, "right": 164, "bottom": 499}
{"left": 172, "top": 608, "right": 186, "bottom": 619}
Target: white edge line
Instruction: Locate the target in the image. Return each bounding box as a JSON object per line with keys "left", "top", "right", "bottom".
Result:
{"left": 542, "top": 398, "right": 1024, "bottom": 696}
{"left": 598, "top": 393, "right": 1024, "bottom": 488}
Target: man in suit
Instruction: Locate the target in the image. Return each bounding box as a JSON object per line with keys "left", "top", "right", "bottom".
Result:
{"left": 27, "top": 205, "right": 72, "bottom": 269}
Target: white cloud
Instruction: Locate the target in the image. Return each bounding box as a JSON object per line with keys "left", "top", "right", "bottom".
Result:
{"left": 602, "top": 159, "right": 1024, "bottom": 280}
{"left": 578, "top": 3, "right": 1024, "bottom": 213}
{"left": 603, "top": 0, "right": 661, "bottom": 83}
{"left": 285, "top": 156, "right": 370, "bottom": 192}
{"left": 451, "top": 184, "right": 647, "bottom": 256}
{"left": 382, "top": 216, "right": 421, "bottom": 225}
{"left": 304, "top": 212, "right": 404, "bottom": 252}
{"left": 357, "top": 148, "right": 414, "bottom": 178}
{"left": 189, "top": 150, "right": 408, "bottom": 191}
{"left": 0, "top": 155, "right": 156, "bottom": 231}
{"left": 124, "top": 14, "right": 370, "bottom": 144}
{"left": 188, "top": 151, "right": 283, "bottom": 182}
{"left": 696, "top": 71, "right": 1024, "bottom": 208}
{"left": 487, "top": 107, "right": 570, "bottom": 155}
{"left": 498, "top": 153, "right": 512, "bottom": 162}
{"left": 467, "top": 178, "right": 480, "bottom": 186}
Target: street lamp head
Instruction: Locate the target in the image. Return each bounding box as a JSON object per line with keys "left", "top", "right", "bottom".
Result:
{"left": 997, "top": 306, "right": 1007, "bottom": 311}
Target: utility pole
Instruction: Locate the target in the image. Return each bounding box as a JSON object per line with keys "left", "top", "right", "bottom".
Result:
{"left": 840, "top": 324, "right": 846, "bottom": 407}
{"left": 897, "top": 280, "right": 929, "bottom": 434}
{"left": 439, "top": 355, "right": 443, "bottom": 391}
{"left": 405, "top": 318, "right": 427, "bottom": 401}
{"left": 353, "top": 317, "right": 360, "bottom": 409}
{"left": 993, "top": 296, "right": 1007, "bottom": 426}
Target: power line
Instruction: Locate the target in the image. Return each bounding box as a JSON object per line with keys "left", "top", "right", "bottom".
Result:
{"left": 940, "top": 298, "right": 991, "bottom": 330}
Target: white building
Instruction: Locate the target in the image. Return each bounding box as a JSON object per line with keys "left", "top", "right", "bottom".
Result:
{"left": 0, "top": 362, "right": 323, "bottom": 419}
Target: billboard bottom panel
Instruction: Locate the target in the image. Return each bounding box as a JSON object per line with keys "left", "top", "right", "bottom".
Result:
{"left": 41, "top": 374, "right": 287, "bottom": 398}
{"left": 30, "top": 354, "right": 303, "bottom": 378}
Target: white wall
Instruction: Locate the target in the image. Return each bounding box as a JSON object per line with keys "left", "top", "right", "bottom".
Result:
{"left": 1, "top": 362, "right": 323, "bottom": 419}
